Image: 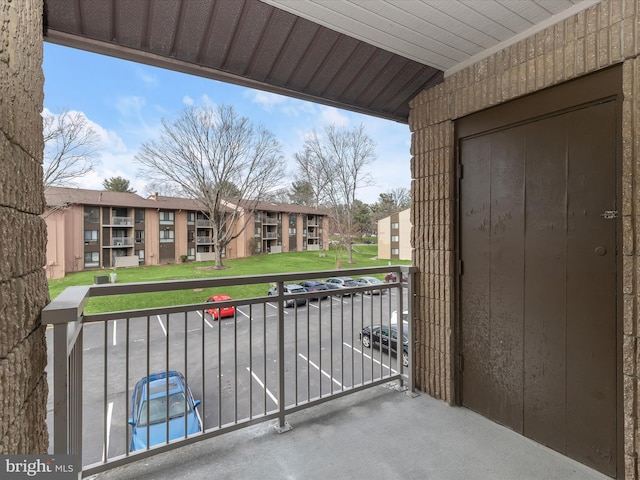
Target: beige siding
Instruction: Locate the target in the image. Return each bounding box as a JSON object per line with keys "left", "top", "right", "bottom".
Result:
{"left": 175, "top": 210, "right": 188, "bottom": 262}
{"left": 409, "top": 1, "right": 640, "bottom": 476}
{"left": 397, "top": 209, "right": 412, "bottom": 261}
{"left": 145, "top": 209, "right": 160, "bottom": 265}
{"left": 377, "top": 216, "right": 391, "bottom": 259}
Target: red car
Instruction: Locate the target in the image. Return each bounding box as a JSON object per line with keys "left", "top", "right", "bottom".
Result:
{"left": 205, "top": 294, "right": 235, "bottom": 319}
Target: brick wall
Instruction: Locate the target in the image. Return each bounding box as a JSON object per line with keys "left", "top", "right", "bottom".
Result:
{"left": 409, "top": 0, "right": 640, "bottom": 477}
{"left": 0, "top": 0, "right": 49, "bottom": 454}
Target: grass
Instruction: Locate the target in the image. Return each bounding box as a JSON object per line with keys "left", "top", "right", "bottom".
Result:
{"left": 47, "top": 246, "right": 409, "bottom": 314}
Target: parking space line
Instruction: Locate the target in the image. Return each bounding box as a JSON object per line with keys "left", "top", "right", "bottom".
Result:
{"left": 298, "top": 353, "right": 342, "bottom": 388}
{"left": 196, "top": 311, "right": 214, "bottom": 329}
{"left": 266, "top": 302, "right": 289, "bottom": 314}
{"left": 236, "top": 308, "right": 249, "bottom": 319}
{"left": 156, "top": 315, "right": 167, "bottom": 336}
{"left": 344, "top": 342, "right": 397, "bottom": 374}
{"left": 247, "top": 367, "right": 278, "bottom": 405}
{"left": 112, "top": 320, "right": 117, "bottom": 347}
{"left": 102, "top": 401, "right": 113, "bottom": 462}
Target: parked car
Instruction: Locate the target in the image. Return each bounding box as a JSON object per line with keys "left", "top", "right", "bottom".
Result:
{"left": 355, "top": 276, "right": 387, "bottom": 295}
{"left": 128, "top": 370, "right": 202, "bottom": 452}
{"left": 325, "top": 276, "right": 359, "bottom": 296}
{"left": 267, "top": 284, "right": 307, "bottom": 307}
{"left": 205, "top": 294, "right": 235, "bottom": 319}
{"left": 299, "top": 280, "right": 329, "bottom": 300}
{"left": 361, "top": 323, "right": 409, "bottom": 367}
{"left": 385, "top": 271, "right": 409, "bottom": 283}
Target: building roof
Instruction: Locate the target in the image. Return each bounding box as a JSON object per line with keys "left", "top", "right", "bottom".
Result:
{"left": 43, "top": 0, "right": 596, "bottom": 124}
{"left": 44, "top": 187, "right": 327, "bottom": 216}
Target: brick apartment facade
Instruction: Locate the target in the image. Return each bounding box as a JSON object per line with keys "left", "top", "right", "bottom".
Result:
{"left": 44, "top": 187, "right": 329, "bottom": 279}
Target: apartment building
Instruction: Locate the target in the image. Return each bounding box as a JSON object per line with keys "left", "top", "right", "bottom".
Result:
{"left": 377, "top": 208, "right": 411, "bottom": 261}
{"left": 44, "top": 187, "right": 329, "bottom": 279}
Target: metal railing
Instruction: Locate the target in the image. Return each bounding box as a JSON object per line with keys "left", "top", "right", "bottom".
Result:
{"left": 110, "top": 237, "right": 134, "bottom": 247}
{"left": 109, "top": 217, "right": 133, "bottom": 226}
{"left": 196, "top": 236, "right": 212, "bottom": 244}
{"left": 43, "top": 266, "right": 415, "bottom": 477}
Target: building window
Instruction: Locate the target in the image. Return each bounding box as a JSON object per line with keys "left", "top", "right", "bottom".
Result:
{"left": 135, "top": 209, "right": 145, "bottom": 224}
{"left": 84, "top": 251, "right": 99, "bottom": 267}
{"left": 160, "top": 229, "right": 174, "bottom": 243}
{"left": 391, "top": 235, "right": 399, "bottom": 242}
{"left": 187, "top": 247, "right": 195, "bottom": 260}
{"left": 187, "top": 212, "right": 195, "bottom": 224}
{"left": 188, "top": 230, "right": 195, "bottom": 243}
{"left": 135, "top": 230, "right": 144, "bottom": 243}
{"left": 84, "top": 230, "right": 98, "bottom": 243}
{"left": 159, "top": 211, "right": 174, "bottom": 225}
{"left": 84, "top": 206, "right": 99, "bottom": 223}
{"left": 391, "top": 222, "right": 399, "bottom": 229}
{"left": 135, "top": 250, "right": 145, "bottom": 263}
{"left": 289, "top": 227, "right": 296, "bottom": 235}
{"left": 392, "top": 248, "right": 399, "bottom": 255}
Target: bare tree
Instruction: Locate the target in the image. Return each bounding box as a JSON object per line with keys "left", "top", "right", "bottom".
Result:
{"left": 136, "top": 104, "right": 285, "bottom": 269}
{"left": 297, "top": 124, "right": 376, "bottom": 263}
{"left": 293, "top": 145, "right": 331, "bottom": 208}
{"left": 42, "top": 108, "right": 101, "bottom": 189}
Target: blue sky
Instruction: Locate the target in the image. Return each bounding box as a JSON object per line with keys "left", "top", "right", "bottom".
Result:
{"left": 43, "top": 43, "right": 412, "bottom": 204}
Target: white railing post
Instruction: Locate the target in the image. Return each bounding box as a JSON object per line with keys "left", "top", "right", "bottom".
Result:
{"left": 42, "top": 286, "right": 90, "bottom": 457}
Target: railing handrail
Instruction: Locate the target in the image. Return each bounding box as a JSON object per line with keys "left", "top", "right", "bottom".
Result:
{"left": 42, "top": 264, "right": 416, "bottom": 476}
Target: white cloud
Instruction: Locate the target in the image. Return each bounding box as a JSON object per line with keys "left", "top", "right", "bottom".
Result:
{"left": 183, "top": 95, "right": 194, "bottom": 106}
{"left": 319, "top": 106, "right": 349, "bottom": 127}
{"left": 115, "top": 96, "right": 146, "bottom": 118}
{"left": 135, "top": 67, "right": 158, "bottom": 87}
{"left": 245, "top": 90, "right": 286, "bottom": 112}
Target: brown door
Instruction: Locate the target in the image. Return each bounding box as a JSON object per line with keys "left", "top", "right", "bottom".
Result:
{"left": 459, "top": 99, "right": 618, "bottom": 476}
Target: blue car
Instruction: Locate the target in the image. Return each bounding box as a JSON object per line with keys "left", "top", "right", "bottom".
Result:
{"left": 128, "top": 370, "right": 202, "bottom": 451}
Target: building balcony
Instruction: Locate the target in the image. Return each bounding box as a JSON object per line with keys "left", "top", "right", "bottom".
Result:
{"left": 108, "top": 216, "right": 133, "bottom": 226}
{"left": 196, "top": 219, "right": 211, "bottom": 227}
{"left": 42, "top": 267, "right": 607, "bottom": 480}
{"left": 196, "top": 236, "right": 212, "bottom": 244}
{"left": 108, "top": 237, "right": 134, "bottom": 247}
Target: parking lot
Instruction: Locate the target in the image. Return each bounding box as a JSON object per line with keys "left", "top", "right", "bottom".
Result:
{"left": 46, "top": 286, "right": 408, "bottom": 466}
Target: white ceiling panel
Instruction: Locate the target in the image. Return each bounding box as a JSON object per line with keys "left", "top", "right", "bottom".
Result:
{"left": 263, "top": 0, "right": 601, "bottom": 73}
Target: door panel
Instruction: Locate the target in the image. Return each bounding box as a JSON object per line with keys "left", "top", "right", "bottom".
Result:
{"left": 460, "top": 100, "right": 617, "bottom": 477}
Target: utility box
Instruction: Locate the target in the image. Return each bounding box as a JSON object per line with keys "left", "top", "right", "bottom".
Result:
{"left": 94, "top": 275, "right": 109, "bottom": 285}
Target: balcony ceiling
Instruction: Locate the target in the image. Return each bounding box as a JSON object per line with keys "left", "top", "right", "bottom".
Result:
{"left": 43, "top": 0, "right": 598, "bottom": 123}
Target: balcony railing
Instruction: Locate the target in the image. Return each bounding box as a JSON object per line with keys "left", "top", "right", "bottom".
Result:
{"left": 109, "top": 216, "right": 133, "bottom": 226}
{"left": 263, "top": 232, "right": 278, "bottom": 239}
{"left": 196, "top": 219, "right": 211, "bottom": 227}
{"left": 196, "top": 236, "right": 212, "bottom": 244}
{"left": 42, "top": 266, "right": 414, "bottom": 477}
{"left": 109, "top": 237, "right": 134, "bottom": 247}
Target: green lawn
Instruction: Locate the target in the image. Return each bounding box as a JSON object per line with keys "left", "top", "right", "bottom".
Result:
{"left": 47, "top": 247, "right": 409, "bottom": 314}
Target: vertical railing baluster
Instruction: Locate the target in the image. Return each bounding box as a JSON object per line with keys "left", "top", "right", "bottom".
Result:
{"left": 184, "top": 311, "right": 188, "bottom": 437}
{"left": 217, "top": 307, "right": 222, "bottom": 428}
{"left": 201, "top": 306, "right": 206, "bottom": 430}
{"left": 125, "top": 317, "right": 130, "bottom": 455}
{"left": 103, "top": 320, "right": 108, "bottom": 462}
{"left": 234, "top": 306, "right": 238, "bottom": 424}
{"left": 145, "top": 316, "right": 150, "bottom": 450}
{"left": 248, "top": 304, "right": 253, "bottom": 419}
{"left": 165, "top": 314, "right": 170, "bottom": 445}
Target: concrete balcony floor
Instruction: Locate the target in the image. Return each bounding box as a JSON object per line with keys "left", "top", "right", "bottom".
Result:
{"left": 90, "top": 385, "right": 609, "bottom": 480}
